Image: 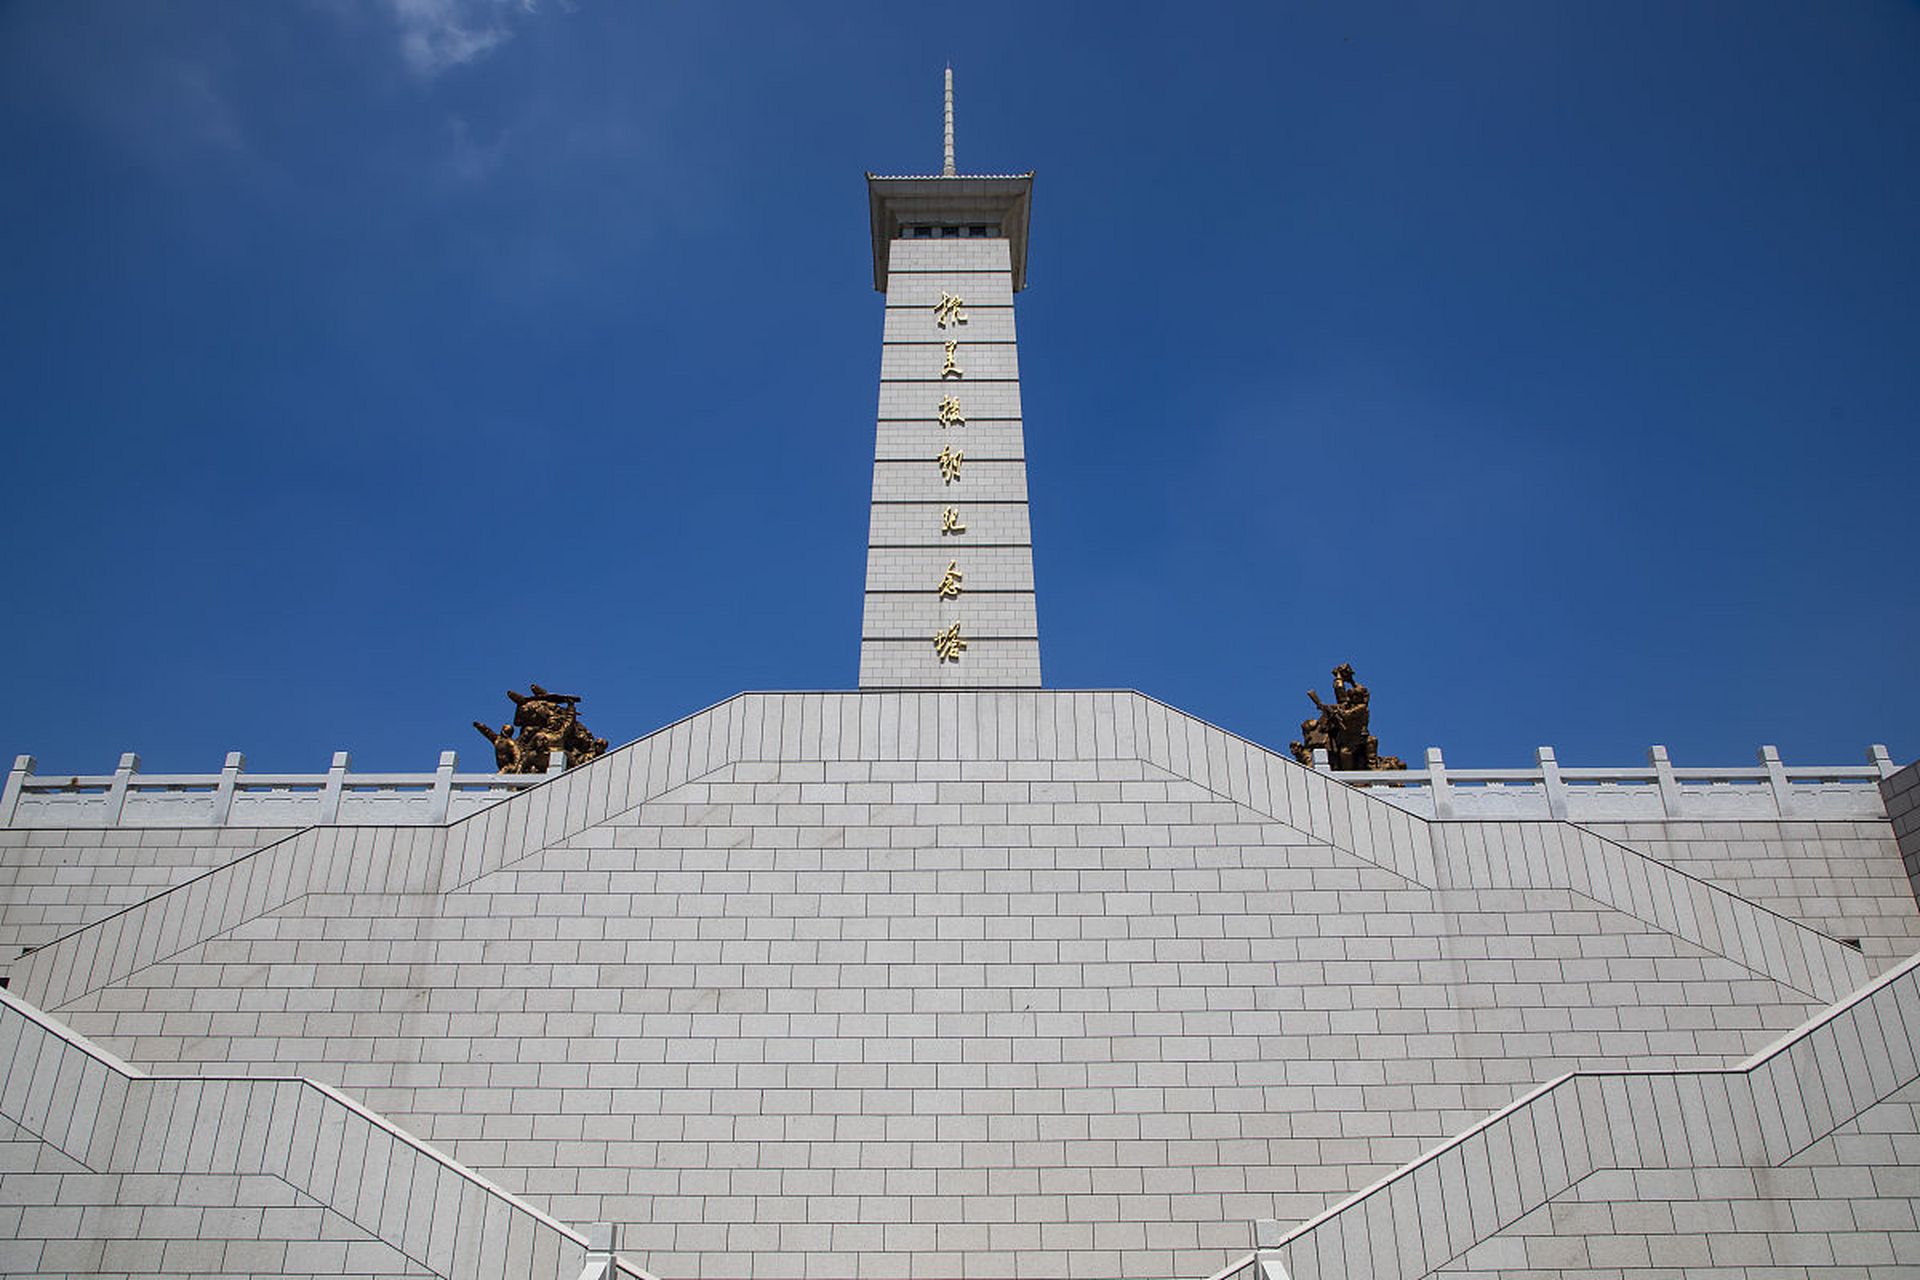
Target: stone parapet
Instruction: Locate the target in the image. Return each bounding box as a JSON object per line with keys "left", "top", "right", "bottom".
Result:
{"left": 4, "top": 732, "right": 1897, "bottom": 833}
{"left": 0, "top": 984, "right": 660, "bottom": 1280}
{"left": 1326, "top": 743, "right": 1898, "bottom": 823}
{"left": 1219, "top": 948, "right": 1920, "bottom": 1280}
{"left": 1, "top": 750, "right": 553, "bottom": 829}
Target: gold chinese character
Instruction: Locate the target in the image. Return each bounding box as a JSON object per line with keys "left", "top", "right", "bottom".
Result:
{"left": 937, "top": 396, "right": 965, "bottom": 428}
{"left": 940, "top": 506, "right": 966, "bottom": 534}
{"left": 941, "top": 340, "right": 963, "bottom": 379}
{"left": 938, "top": 561, "right": 964, "bottom": 599}
{"left": 933, "top": 621, "right": 967, "bottom": 662}
{"left": 936, "top": 445, "right": 963, "bottom": 484}
{"left": 933, "top": 292, "right": 968, "bottom": 328}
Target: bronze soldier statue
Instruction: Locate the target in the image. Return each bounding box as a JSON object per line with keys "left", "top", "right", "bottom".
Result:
{"left": 471, "top": 721, "right": 523, "bottom": 773}
{"left": 473, "top": 685, "right": 610, "bottom": 773}
{"left": 1289, "top": 662, "right": 1405, "bottom": 771}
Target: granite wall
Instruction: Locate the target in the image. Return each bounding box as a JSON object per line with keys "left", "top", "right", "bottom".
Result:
{"left": 3, "top": 692, "right": 1905, "bottom": 1280}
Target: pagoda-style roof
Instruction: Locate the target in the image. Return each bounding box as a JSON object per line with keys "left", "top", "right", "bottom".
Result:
{"left": 865, "top": 172, "right": 1035, "bottom": 293}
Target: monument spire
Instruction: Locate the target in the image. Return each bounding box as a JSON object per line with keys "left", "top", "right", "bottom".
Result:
{"left": 942, "top": 66, "right": 956, "bottom": 177}
{"left": 862, "top": 83, "right": 1039, "bottom": 687}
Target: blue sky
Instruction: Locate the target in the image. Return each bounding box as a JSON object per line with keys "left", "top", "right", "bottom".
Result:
{"left": 2, "top": 0, "right": 1915, "bottom": 775}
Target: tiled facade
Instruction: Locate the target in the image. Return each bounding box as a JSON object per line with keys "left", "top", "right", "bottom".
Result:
{"left": 0, "top": 986, "right": 631, "bottom": 1280}
{"left": 859, "top": 237, "right": 1042, "bottom": 689}
{"left": 2, "top": 691, "right": 1914, "bottom": 1279}
{"left": 1582, "top": 818, "right": 1920, "bottom": 966}
{"left": 1247, "top": 950, "right": 1920, "bottom": 1280}
{"left": 0, "top": 826, "right": 298, "bottom": 953}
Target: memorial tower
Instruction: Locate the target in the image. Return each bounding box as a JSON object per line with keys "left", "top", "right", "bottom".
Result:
{"left": 0, "top": 67, "right": 1914, "bottom": 1280}
{"left": 859, "top": 70, "right": 1041, "bottom": 687}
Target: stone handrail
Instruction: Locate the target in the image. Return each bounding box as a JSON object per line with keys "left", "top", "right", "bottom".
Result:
{"left": 2, "top": 748, "right": 565, "bottom": 828}
{"left": 0, "top": 984, "right": 660, "bottom": 1280}
{"left": 1203, "top": 945, "right": 1920, "bottom": 1280}
{"left": 5, "top": 739, "right": 1899, "bottom": 829}
{"left": 1316, "top": 743, "right": 1897, "bottom": 822}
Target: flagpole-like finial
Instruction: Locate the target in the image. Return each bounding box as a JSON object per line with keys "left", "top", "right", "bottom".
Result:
{"left": 942, "top": 66, "right": 956, "bottom": 177}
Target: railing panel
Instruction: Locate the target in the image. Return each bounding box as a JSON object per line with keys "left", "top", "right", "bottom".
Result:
{"left": 0, "top": 985, "right": 660, "bottom": 1280}
{"left": 1331, "top": 744, "right": 1894, "bottom": 822}
{"left": 4, "top": 753, "right": 549, "bottom": 829}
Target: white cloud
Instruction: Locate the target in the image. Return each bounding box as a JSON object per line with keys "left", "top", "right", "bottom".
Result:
{"left": 383, "top": 0, "right": 543, "bottom": 76}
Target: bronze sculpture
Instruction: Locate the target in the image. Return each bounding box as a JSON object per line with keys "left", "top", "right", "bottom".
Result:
{"left": 472, "top": 722, "right": 523, "bottom": 773}
{"left": 472, "top": 684, "right": 609, "bottom": 773}
{"left": 1289, "top": 662, "right": 1406, "bottom": 771}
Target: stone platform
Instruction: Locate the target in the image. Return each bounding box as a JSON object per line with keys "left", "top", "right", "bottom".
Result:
{"left": 2, "top": 690, "right": 1916, "bottom": 1278}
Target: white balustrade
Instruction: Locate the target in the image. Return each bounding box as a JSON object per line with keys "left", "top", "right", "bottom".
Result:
{"left": 0, "top": 741, "right": 1899, "bottom": 829}
{"left": 1310, "top": 743, "right": 1898, "bottom": 822}
{"left": 2, "top": 749, "right": 563, "bottom": 828}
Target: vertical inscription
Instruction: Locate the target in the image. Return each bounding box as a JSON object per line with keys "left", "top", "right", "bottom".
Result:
{"left": 931, "top": 291, "right": 968, "bottom": 661}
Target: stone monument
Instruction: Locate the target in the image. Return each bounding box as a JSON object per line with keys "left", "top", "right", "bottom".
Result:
{"left": 0, "top": 69, "right": 1913, "bottom": 1280}
{"left": 859, "top": 67, "right": 1041, "bottom": 688}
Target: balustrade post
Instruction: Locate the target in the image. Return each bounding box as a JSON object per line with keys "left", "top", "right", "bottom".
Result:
{"left": 1758, "top": 745, "right": 1794, "bottom": 817}
{"left": 1868, "top": 744, "right": 1896, "bottom": 779}
{"left": 1254, "top": 1218, "right": 1290, "bottom": 1280}
{"left": 1536, "top": 746, "right": 1569, "bottom": 820}
{"left": 1425, "top": 747, "right": 1454, "bottom": 820}
{"left": 429, "top": 750, "right": 458, "bottom": 823}
{"left": 1310, "top": 748, "right": 1330, "bottom": 773}
{"left": 547, "top": 750, "right": 567, "bottom": 776}
{"left": 581, "top": 1223, "right": 618, "bottom": 1280}
{"left": 211, "top": 752, "right": 245, "bottom": 826}
{"left": 319, "top": 751, "right": 350, "bottom": 823}
{"left": 106, "top": 753, "right": 140, "bottom": 825}
{"left": 1649, "top": 744, "right": 1684, "bottom": 818}
{"left": 1, "top": 755, "right": 35, "bottom": 826}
